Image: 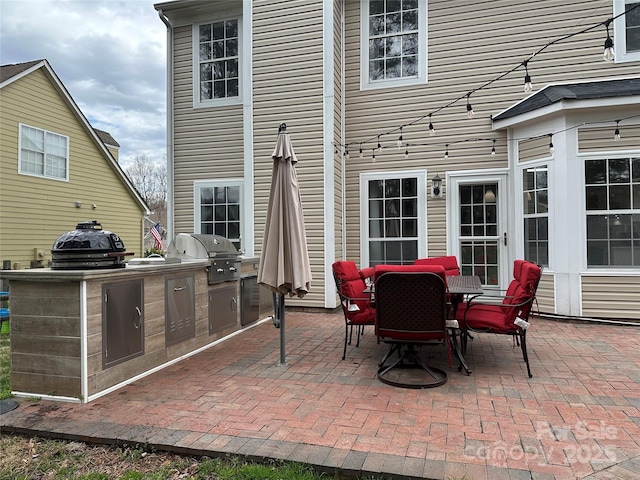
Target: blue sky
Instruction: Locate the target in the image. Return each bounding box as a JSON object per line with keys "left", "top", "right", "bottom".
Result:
{"left": 0, "top": 0, "right": 168, "bottom": 167}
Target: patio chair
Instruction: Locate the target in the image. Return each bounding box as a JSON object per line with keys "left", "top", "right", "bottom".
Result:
{"left": 374, "top": 266, "right": 454, "bottom": 388}
{"left": 456, "top": 259, "right": 542, "bottom": 378}
{"left": 332, "top": 260, "right": 376, "bottom": 360}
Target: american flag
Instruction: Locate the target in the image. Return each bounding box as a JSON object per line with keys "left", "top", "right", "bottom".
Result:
{"left": 151, "top": 223, "right": 163, "bottom": 250}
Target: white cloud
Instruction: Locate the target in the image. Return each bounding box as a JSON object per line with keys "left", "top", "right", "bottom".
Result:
{"left": 0, "top": 0, "right": 168, "bottom": 167}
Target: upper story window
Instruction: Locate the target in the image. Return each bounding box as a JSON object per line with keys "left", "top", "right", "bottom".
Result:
{"left": 613, "top": 0, "right": 640, "bottom": 62}
{"left": 19, "top": 124, "right": 68, "bottom": 181}
{"left": 585, "top": 157, "right": 640, "bottom": 266}
{"left": 360, "top": 0, "right": 427, "bottom": 90}
{"left": 194, "top": 18, "right": 240, "bottom": 106}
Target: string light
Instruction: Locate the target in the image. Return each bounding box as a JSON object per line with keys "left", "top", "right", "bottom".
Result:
{"left": 359, "top": 143, "right": 363, "bottom": 158}
{"left": 548, "top": 134, "right": 554, "bottom": 155}
{"left": 444, "top": 144, "right": 449, "bottom": 159}
{"left": 603, "top": 19, "right": 615, "bottom": 62}
{"left": 345, "top": 147, "right": 350, "bottom": 159}
{"left": 491, "top": 139, "right": 496, "bottom": 156}
{"left": 372, "top": 149, "right": 376, "bottom": 162}
{"left": 614, "top": 120, "right": 621, "bottom": 141}
{"left": 336, "top": 5, "right": 639, "bottom": 158}
{"left": 466, "top": 94, "right": 475, "bottom": 119}
{"left": 396, "top": 126, "right": 403, "bottom": 149}
{"left": 523, "top": 60, "right": 533, "bottom": 93}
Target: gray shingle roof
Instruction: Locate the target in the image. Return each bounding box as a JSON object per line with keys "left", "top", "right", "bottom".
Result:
{"left": 0, "top": 60, "right": 43, "bottom": 84}
{"left": 493, "top": 78, "right": 640, "bottom": 121}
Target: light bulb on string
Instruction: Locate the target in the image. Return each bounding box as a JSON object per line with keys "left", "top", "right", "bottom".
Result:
{"left": 614, "top": 120, "right": 621, "bottom": 141}
{"left": 404, "top": 147, "right": 409, "bottom": 160}
{"left": 428, "top": 115, "right": 436, "bottom": 136}
{"left": 548, "top": 134, "right": 554, "bottom": 155}
{"left": 345, "top": 147, "right": 350, "bottom": 159}
{"left": 466, "top": 94, "right": 475, "bottom": 119}
{"left": 603, "top": 19, "right": 615, "bottom": 62}
{"left": 523, "top": 60, "right": 533, "bottom": 93}
{"left": 377, "top": 135, "right": 382, "bottom": 152}
{"left": 359, "top": 143, "right": 363, "bottom": 158}
{"left": 444, "top": 144, "right": 449, "bottom": 159}
{"left": 372, "top": 149, "right": 376, "bottom": 163}
{"left": 396, "top": 127, "right": 403, "bottom": 149}
{"left": 491, "top": 139, "right": 496, "bottom": 156}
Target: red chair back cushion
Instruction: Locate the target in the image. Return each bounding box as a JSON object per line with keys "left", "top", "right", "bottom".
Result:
{"left": 374, "top": 264, "right": 446, "bottom": 282}
{"left": 414, "top": 256, "right": 460, "bottom": 276}
{"left": 332, "top": 261, "right": 371, "bottom": 316}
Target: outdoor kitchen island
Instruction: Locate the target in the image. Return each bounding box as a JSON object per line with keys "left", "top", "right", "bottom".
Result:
{"left": 1, "top": 256, "right": 269, "bottom": 403}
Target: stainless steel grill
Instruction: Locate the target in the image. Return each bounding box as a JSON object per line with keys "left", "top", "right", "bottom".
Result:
{"left": 166, "top": 234, "right": 241, "bottom": 284}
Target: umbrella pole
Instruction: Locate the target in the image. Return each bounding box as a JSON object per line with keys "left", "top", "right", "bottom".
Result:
{"left": 278, "top": 293, "right": 288, "bottom": 366}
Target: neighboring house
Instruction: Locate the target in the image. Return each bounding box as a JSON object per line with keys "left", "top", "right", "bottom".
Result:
{"left": 0, "top": 59, "right": 150, "bottom": 268}
{"left": 154, "top": 0, "right": 640, "bottom": 320}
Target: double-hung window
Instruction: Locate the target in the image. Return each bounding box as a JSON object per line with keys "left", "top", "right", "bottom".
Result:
{"left": 523, "top": 165, "right": 549, "bottom": 267}
{"left": 585, "top": 157, "right": 640, "bottom": 266}
{"left": 360, "top": 0, "right": 427, "bottom": 89}
{"left": 361, "top": 171, "right": 426, "bottom": 266}
{"left": 195, "top": 180, "right": 243, "bottom": 250}
{"left": 194, "top": 18, "right": 240, "bottom": 106}
{"left": 19, "top": 124, "right": 68, "bottom": 181}
{"left": 613, "top": 0, "right": 640, "bottom": 62}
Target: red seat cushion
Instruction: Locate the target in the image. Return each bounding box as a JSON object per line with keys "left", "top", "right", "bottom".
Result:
{"left": 457, "top": 303, "right": 515, "bottom": 333}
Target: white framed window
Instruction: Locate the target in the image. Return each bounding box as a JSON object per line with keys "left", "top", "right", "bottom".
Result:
{"left": 360, "top": 0, "right": 428, "bottom": 90}
{"left": 360, "top": 170, "right": 427, "bottom": 266}
{"left": 19, "top": 124, "right": 69, "bottom": 181}
{"left": 613, "top": 0, "right": 640, "bottom": 62}
{"left": 584, "top": 156, "right": 640, "bottom": 267}
{"left": 193, "top": 17, "right": 241, "bottom": 107}
{"left": 522, "top": 165, "right": 549, "bottom": 267}
{"left": 194, "top": 179, "right": 244, "bottom": 250}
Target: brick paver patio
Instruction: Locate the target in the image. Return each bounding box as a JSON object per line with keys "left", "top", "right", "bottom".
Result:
{"left": 2, "top": 311, "right": 640, "bottom": 479}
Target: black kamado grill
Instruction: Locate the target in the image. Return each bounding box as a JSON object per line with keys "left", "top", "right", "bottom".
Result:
{"left": 51, "top": 220, "right": 133, "bottom": 270}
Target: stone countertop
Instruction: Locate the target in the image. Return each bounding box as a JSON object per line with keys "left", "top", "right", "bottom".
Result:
{"left": 0, "top": 259, "right": 210, "bottom": 281}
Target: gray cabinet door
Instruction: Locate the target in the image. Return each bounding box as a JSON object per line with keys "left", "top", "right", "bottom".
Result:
{"left": 209, "top": 284, "right": 237, "bottom": 335}
{"left": 165, "top": 275, "right": 195, "bottom": 346}
{"left": 102, "top": 280, "right": 144, "bottom": 368}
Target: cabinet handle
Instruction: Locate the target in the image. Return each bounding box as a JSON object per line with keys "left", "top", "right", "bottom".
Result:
{"left": 174, "top": 286, "right": 186, "bottom": 291}
{"left": 231, "top": 296, "right": 237, "bottom": 312}
{"left": 134, "top": 307, "right": 142, "bottom": 329}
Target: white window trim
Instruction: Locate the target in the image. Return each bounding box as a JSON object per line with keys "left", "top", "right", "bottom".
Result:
{"left": 580, "top": 152, "right": 640, "bottom": 272}
{"left": 193, "top": 179, "right": 245, "bottom": 244}
{"left": 613, "top": 0, "right": 640, "bottom": 63}
{"left": 18, "top": 123, "right": 69, "bottom": 182}
{"left": 359, "top": 0, "right": 428, "bottom": 91}
{"left": 359, "top": 170, "right": 428, "bottom": 267}
{"left": 516, "top": 159, "right": 552, "bottom": 269}
{"left": 192, "top": 16, "right": 243, "bottom": 108}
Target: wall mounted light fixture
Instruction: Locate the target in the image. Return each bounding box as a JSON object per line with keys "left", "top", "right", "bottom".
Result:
{"left": 431, "top": 173, "right": 443, "bottom": 198}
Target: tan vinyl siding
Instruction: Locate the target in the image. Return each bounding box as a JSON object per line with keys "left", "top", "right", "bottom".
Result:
{"left": 578, "top": 124, "right": 640, "bottom": 153}
{"left": 343, "top": 0, "right": 639, "bottom": 264}
{"left": 0, "top": 68, "right": 145, "bottom": 267}
{"left": 519, "top": 135, "right": 552, "bottom": 163}
{"left": 535, "top": 273, "right": 555, "bottom": 315}
{"left": 581, "top": 275, "right": 640, "bottom": 320}
{"left": 253, "top": 0, "right": 326, "bottom": 307}
{"left": 171, "top": 25, "right": 245, "bottom": 235}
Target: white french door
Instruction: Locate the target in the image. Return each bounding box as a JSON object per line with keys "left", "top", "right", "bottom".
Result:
{"left": 448, "top": 173, "right": 509, "bottom": 288}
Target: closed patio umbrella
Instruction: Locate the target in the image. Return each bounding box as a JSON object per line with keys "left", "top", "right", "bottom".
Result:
{"left": 257, "top": 123, "right": 312, "bottom": 365}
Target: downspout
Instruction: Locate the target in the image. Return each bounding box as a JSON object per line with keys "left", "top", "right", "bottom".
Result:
{"left": 157, "top": 9, "right": 175, "bottom": 242}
